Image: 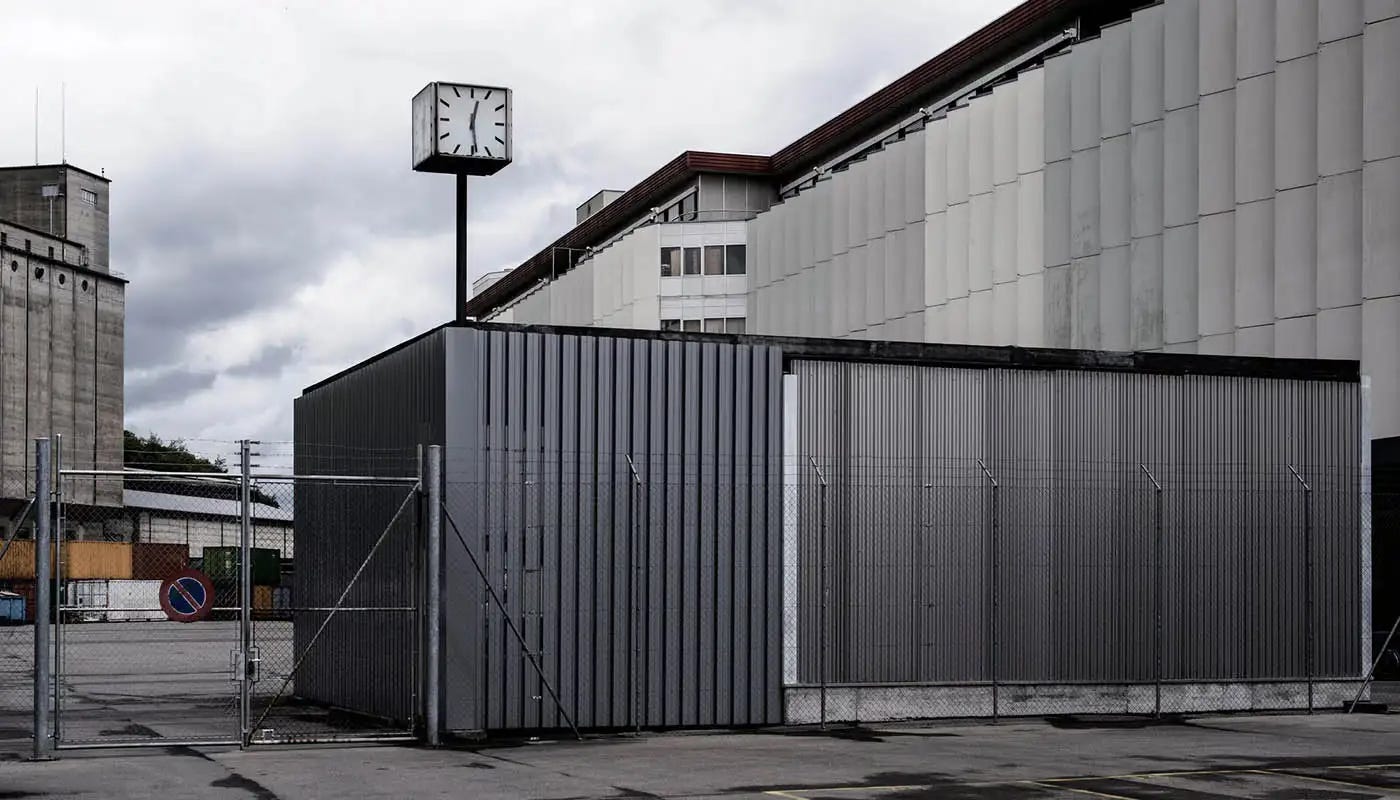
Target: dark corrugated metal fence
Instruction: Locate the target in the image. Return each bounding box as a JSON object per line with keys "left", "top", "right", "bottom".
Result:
{"left": 794, "top": 360, "right": 1362, "bottom": 686}
{"left": 442, "top": 327, "right": 785, "bottom": 731}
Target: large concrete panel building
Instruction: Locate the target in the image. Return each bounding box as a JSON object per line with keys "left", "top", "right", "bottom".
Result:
{"left": 465, "top": 0, "right": 1400, "bottom": 456}
{"left": 0, "top": 164, "right": 126, "bottom": 523}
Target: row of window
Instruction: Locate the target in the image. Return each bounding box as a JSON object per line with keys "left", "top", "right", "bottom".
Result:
{"left": 660, "top": 244, "right": 746, "bottom": 277}
{"left": 660, "top": 317, "right": 747, "bottom": 334}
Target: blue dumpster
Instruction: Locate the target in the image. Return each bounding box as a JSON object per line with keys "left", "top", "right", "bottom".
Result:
{"left": 0, "top": 591, "right": 24, "bottom": 624}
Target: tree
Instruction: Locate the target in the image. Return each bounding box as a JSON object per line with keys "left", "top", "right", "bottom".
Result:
{"left": 123, "top": 431, "right": 280, "bottom": 507}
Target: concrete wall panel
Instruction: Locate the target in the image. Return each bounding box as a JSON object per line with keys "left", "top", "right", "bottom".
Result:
{"left": 1198, "top": 332, "right": 1236, "bottom": 354}
{"left": 1199, "top": 0, "right": 1237, "bottom": 95}
{"left": 945, "top": 202, "right": 970, "bottom": 299}
{"left": 1043, "top": 264, "right": 1072, "bottom": 347}
{"left": 1017, "top": 171, "right": 1045, "bottom": 276}
{"left": 1164, "top": 106, "right": 1200, "bottom": 227}
{"left": 1274, "top": 314, "right": 1317, "bottom": 358}
{"left": 969, "top": 96, "right": 994, "bottom": 197}
{"left": 1017, "top": 270, "right": 1045, "bottom": 347}
{"left": 1131, "top": 4, "right": 1166, "bottom": 124}
{"left": 1318, "top": 36, "right": 1363, "bottom": 177}
{"left": 884, "top": 141, "right": 907, "bottom": 233}
{"left": 833, "top": 170, "right": 850, "bottom": 256}
{"left": 1198, "top": 90, "right": 1236, "bottom": 215}
{"left": 1045, "top": 53, "right": 1073, "bottom": 162}
{"left": 1317, "top": 171, "right": 1364, "bottom": 312}
{"left": 1163, "top": 223, "right": 1200, "bottom": 344}
{"left": 1045, "top": 159, "right": 1071, "bottom": 267}
{"left": 847, "top": 246, "right": 867, "bottom": 333}
{"left": 993, "top": 182, "right": 1019, "bottom": 285}
{"left": 864, "top": 158, "right": 885, "bottom": 243}
{"left": 1363, "top": 156, "right": 1400, "bottom": 299}
{"left": 846, "top": 168, "right": 866, "bottom": 252}
{"left": 1363, "top": 16, "right": 1400, "bottom": 162}
{"left": 945, "top": 296, "right": 968, "bottom": 344}
{"left": 1366, "top": 0, "right": 1400, "bottom": 22}
{"left": 1070, "top": 255, "right": 1101, "bottom": 348}
{"left": 1198, "top": 211, "right": 1236, "bottom": 336}
{"left": 1274, "top": 186, "right": 1318, "bottom": 319}
{"left": 947, "top": 110, "right": 971, "bottom": 205}
{"left": 925, "top": 212, "right": 947, "bottom": 308}
{"left": 924, "top": 302, "right": 944, "bottom": 342}
{"left": 969, "top": 289, "right": 994, "bottom": 344}
{"left": 1165, "top": 0, "right": 1200, "bottom": 111}
{"left": 1234, "top": 198, "right": 1275, "bottom": 328}
{"left": 1100, "top": 135, "right": 1131, "bottom": 249}
{"left": 1234, "top": 74, "right": 1275, "bottom": 203}
{"left": 1321, "top": 0, "right": 1364, "bottom": 41}
{"left": 867, "top": 237, "right": 887, "bottom": 326}
{"left": 905, "top": 129, "right": 927, "bottom": 225}
{"left": 1317, "top": 304, "right": 1362, "bottom": 358}
{"left": 1362, "top": 296, "right": 1400, "bottom": 438}
{"left": 1276, "top": 0, "right": 1319, "bottom": 61}
{"left": 994, "top": 82, "right": 1019, "bottom": 187}
{"left": 993, "top": 281, "right": 1018, "bottom": 345}
{"left": 969, "top": 192, "right": 994, "bottom": 293}
{"left": 1131, "top": 121, "right": 1165, "bottom": 239}
{"left": 1071, "top": 40, "right": 1102, "bottom": 152}
{"left": 1131, "top": 235, "right": 1165, "bottom": 351}
{"left": 1274, "top": 55, "right": 1318, "bottom": 190}
{"left": 1017, "top": 67, "right": 1046, "bottom": 174}
{"left": 904, "top": 219, "right": 927, "bottom": 316}
{"left": 926, "top": 119, "right": 948, "bottom": 214}
{"left": 1070, "top": 149, "right": 1101, "bottom": 258}
{"left": 1101, "top": 23, "right": 1133, "bottom": 139}
{"left": 1236, "top": 0, "right": 1277, "bottom": 78}
{"left": 1098, "top": 245, "right": 1131, "bottom": 350}
{"left": 1235, "top": 323, "right": 1274, "bottom": 356}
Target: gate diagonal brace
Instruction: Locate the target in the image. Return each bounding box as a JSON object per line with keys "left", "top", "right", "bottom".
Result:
{"left": 441, "top": 500, "right": 582, "bottom": 741}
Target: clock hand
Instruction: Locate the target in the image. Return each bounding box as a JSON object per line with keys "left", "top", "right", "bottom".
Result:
{"left": 471, "top": 101, "right": 480, "bottom": 148}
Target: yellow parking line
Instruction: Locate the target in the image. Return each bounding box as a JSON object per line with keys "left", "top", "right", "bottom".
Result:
{"left": 764, "top": 791, "right": 810, "bottom": 800}
{"left": 1021, "top": 781, "right": 1137, "bottom": 799}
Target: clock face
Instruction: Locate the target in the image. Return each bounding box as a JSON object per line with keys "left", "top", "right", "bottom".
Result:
{"left": 412, "top": 82, "right": 512, "bottom": 175}
{"left": 437, "top": 84, "right": 509, "bottom": 159}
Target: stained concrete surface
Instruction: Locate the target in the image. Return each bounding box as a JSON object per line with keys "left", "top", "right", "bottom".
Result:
{"left": 0, "top": 709, "right": 1397, "bottom": 799}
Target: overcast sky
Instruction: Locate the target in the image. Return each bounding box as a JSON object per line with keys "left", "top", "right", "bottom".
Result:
{"left": 0, "top": 0, "right": 1013, "bottom": 463}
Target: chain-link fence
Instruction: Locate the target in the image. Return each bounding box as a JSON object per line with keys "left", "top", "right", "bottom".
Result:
{"left": 785, "top": 458, "right": 1383, "bottom": 724}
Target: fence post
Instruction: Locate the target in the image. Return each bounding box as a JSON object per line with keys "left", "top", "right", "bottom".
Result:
{"left": 808, "top": 457, "right": 828, "bottom": 730}
{"left": 1140, "top": 465, "right": 1163, "bottom": 718}
{"left": 238, "top": 439, "right": 253, "bottom": 745}
{"left": 52, "top": 433, "right": 63, "bottom": 746}
{"left": 32, "top": 438, "right": 52, "bottom": 761}
{"left": 626, "top": 454, "right": 643, "bottom": 736}
{"left": 425, "top": 445, "right": 443, "bottom": 746}
{"left": 1288, "top": 465, "right": 1313, "bottom": 714}
{"left": 977, "top": 459, "right": 998, "bottom": 722}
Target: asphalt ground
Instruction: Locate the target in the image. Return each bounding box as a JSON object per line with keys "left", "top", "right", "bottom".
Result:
{"left": 0, "top": 711, "right": 1396, "bottom": 798}
{"left": 3, "top": 621, "right": 1399, "bottom": 798}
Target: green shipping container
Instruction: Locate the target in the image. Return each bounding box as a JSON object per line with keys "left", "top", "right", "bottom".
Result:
{"left": 199, "top": 547, "right": 280, "bottom": 587}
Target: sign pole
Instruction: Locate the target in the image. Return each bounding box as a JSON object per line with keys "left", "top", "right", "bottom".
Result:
{"left": 456, "top": 174, "right": 468, "bottom": 322}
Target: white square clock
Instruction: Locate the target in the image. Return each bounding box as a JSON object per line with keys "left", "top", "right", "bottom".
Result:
{"left": 412, "top": 82, "right": 513, "bottom": 175}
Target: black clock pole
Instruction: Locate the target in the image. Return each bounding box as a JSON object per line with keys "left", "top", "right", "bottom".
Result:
{"left": 456, "top": 173, "right": 468, "bottom": 321}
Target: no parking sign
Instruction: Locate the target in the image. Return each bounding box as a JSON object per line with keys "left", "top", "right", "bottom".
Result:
{"left": 159, "top": 569, "right": 216, "bottom": 623}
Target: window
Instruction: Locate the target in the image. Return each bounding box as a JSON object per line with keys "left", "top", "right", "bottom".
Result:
{"left": 660, "top": 247, "right": 681, "bottom": 277}
{"left": 679, "top": 193, "right": 698, "bottom": 221}
{"left": 660, "top": 319, "right": 681, "bottom": 331}
{"left": 725, "top": 244, "right": 746, "bottom": 275}
{"left": 725, "top": 317, "right": 746, "bottom": 334}
{"left": 79, "top": 188, "right": 98, "bottom": 207}
{"left": 682, "top": 247, "right": 701, "bottom": 275}
{"left": 703, "top": 245, "right": 725, "bottom": 275}
{"left": 682, "top": 319, "right": 701, "bottom": 332}
{"left": 704, "top": 318, "right": 724, "bottom": 333}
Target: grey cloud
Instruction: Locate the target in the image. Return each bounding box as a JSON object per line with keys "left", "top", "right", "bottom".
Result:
{"left": 125, "top": 366, "right": 218, "bottom": 412}
{"left": 227, "top": 344, "right": 298, "bottom": 377}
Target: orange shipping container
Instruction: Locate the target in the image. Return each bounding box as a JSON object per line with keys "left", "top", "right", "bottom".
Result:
{"left": 0, "top": 541, "right": 38, "bottom": 580}
{"left": 61, "top": 542, "right": 133, "bottom": 580}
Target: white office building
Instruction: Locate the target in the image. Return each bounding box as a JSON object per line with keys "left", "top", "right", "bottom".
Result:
{"left": 466, "top": 0, "right": 1400, "bottom": 448}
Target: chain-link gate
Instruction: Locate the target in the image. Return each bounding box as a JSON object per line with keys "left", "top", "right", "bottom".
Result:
{"left": 42, "top": 441, "right": 426, "bottom": 750}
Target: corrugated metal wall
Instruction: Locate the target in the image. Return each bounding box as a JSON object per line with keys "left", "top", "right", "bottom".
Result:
{"left": 442, "top": 326, "right": 785, "bottom": 731}
{"left": 795, "top": 359, "right": 1361, "bottom": 685}
{"left": 292, "top": 330, "right": 445, "bottom": 723}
